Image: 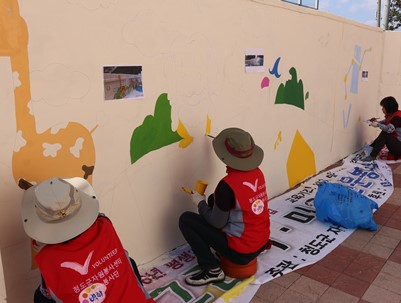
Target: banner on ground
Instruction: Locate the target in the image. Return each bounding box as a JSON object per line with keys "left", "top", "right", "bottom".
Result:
{"left": 140, "top": 156, "right": 394, "bottom": 303}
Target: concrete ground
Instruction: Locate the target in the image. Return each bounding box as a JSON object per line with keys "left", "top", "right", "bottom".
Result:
{"left": 250, "top": 162, "right": 401, "bottom": 303}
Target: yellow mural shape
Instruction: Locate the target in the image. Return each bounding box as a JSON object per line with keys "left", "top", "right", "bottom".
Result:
{"left": 287, "top": 130, "right": 316, "bottom": 187}
{"left": 1, "top": 1, "right": 96, "bottom": 185}
{"left": 177, "top": 120, "right": 193, "bottom": 148}
{"left": 205, "top": 115, "right": 211, "bottom": 136}
{"left": 274, "top": 130, "right": 282, "bottom": 150}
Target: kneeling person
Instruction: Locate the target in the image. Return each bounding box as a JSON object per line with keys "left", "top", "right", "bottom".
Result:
{"left": 179, "top": 128, "right": 271, "bottom": 286}
{"left": 21, "top": 177, "right": 155, "bottom": 303}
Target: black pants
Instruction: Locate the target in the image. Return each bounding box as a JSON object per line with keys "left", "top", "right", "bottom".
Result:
{"left": 370, "top": 131, "right": 401, "bottom": 158}
{"left": 34, "top": 257, "right": 142, "bottom": 302}
{"left": 34, "top": 287, "right": 54, "bottom": 303}
{"left": 178, "top": 211, "right": 264, "bottom": 270}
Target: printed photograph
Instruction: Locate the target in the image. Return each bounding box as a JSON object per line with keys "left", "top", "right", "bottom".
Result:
{"left": 103, "top": 65, "right": 144, "bottom": 101}
{"left": 245, "top": 48, "right": 265, "bottom": 73}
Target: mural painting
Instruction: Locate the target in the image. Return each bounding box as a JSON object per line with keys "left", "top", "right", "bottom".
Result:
{"left": 261, "top": 59, "right": 314, "bottom": 186}
{"left": 0, "top": 0, "right": 96, "bottom": 186}
{"left": 344, "top": 45, "right": 372, "bottom": 100}
{"left": 130, "top": 93, "right": 193, "bottom": 164}
{"left": 275, "top": 67, "right": 309, "bottom": 110}
{"left": 286, "top": 130, "right": 316, "bottom": 187}
{"left": 205, "top": 115, "right": 212, "bottom": 136}
{"left": 342, "top": 45, "right": 372, "bottom": 128}
{"left": 274, "top": 131, "right": 282, "bottom": 150}
{"left": 261, "top": 77, "right": 270, "bottom": 89}
{"left": 269, "top": 57, "right": 282, "bottom": 78}
{"left": 0, "top": 0, "right": 386, "bottom": 301}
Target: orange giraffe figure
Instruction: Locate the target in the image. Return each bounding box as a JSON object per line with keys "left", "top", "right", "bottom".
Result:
{"left": 0, "top": 0, "right": 96, "bottom": 185}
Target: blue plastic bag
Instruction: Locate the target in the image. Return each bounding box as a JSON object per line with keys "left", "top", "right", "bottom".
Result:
{"left": 314, "top": 182, "right": 379, "bottom": 231}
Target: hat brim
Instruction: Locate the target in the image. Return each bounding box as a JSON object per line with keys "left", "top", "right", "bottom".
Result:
{"left": 212, "top": 128, "right": 264, "bottom": 171}
{"left": 21, "top": 178, "right": 99, "bottom": 244}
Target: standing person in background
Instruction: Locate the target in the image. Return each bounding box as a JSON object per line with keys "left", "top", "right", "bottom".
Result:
{"left": 179, "top": 127, "right": 271, "bottom": 286}
{"left": 362, "top": 96, "right": 401, "bottom": 161}
{"left": 20, "top": 177, "right": 155, "bottom": 303}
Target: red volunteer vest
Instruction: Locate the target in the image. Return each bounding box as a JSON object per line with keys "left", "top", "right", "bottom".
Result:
{"left": 385, "top": 110, "right": 401, "bottom": 140}
{"left": 35, "top": 217, "right": 151, "bottom": 303}
{"left": 221, "top": 168, "right": 270, "bottom": 253}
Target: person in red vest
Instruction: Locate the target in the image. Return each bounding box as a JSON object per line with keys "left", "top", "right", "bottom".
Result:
{"left": 179, "top": 127, "right": 271, "bottom": 286}
{"left": 362, "top": 96, "right": 401, "bottom": 161}
{"left": 21, "top": 177, "right": 155, "bottom": 303}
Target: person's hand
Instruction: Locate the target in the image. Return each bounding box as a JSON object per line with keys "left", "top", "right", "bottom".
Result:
{"left": 190, "top": 191, "right": 206, "bottom": 205}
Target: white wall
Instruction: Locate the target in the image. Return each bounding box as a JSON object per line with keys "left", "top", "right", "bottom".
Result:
{"left": 0, "top": 254, "right": 5, "bottom": 303}
{"left": 380, "top": 31, "right": 401, "bottom": 99}
{"left": 0, "top": 0, "right": 390, "bottom": 301}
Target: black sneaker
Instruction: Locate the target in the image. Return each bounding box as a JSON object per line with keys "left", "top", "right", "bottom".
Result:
{"left": 185, "top": 267, "right": 225, "bottom": 286}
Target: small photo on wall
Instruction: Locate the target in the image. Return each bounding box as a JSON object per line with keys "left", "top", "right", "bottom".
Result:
{"left": 103, "top": 65, "right": 144, "bottom": 101}
{"left": 362, "top": 70, "right": 369, "bottom": 82}
{"left": 245, "top": 48, "right": 265, "bottom": 73}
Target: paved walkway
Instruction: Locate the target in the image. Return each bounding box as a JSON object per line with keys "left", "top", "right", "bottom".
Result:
{"left": 250, "top": 162, "right": 401, "bottom": 303}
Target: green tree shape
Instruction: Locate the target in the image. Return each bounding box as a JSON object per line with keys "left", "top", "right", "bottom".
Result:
{"left": 130, "top": 93, "right": 183, "bottom": 164}
{"left": 275, "top": 67, "right": 307, "bottom": 110}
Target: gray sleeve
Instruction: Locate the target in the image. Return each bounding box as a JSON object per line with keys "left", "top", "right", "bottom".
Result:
{"left": 198, "top": 201, "right": 229, "bottom": 229}
{"left": 378, "top": 123, "right": 395, "bottom": 133}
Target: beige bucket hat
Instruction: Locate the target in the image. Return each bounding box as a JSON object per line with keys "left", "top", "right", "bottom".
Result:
{"left": 21, "top": 177, "right": 99, "bottom": 244}
{"left": 212, "top": 127, "right": 264, "bottom": 171}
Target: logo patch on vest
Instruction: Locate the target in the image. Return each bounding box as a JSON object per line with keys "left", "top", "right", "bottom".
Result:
{"left": 251, "top": 199, "right": 264, "bottom": 215}
{"left": 242, "top": 179, "right": 259, "bottom": 192}
{"left": 79, "top": 283, "right": 106, "bottom": 303}
{"left": 61, "top": 250, "right": 94, "bottom": 275}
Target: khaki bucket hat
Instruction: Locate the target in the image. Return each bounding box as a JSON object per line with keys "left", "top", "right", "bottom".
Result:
{"left": 212, "top": 128, "right": 264, "bottom": 171}
{"left": 21, "top": 177, "right": 99, "bottom": 244}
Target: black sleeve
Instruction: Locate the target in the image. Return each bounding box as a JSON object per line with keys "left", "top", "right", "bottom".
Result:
{"left": 214, "top": 180, "right": 235, "bottom": 211}
{"left": 129, "top": 257, "right": 143, "bottom": 285}
{"left": 207, "top": 194, "right": 215, "bottom": 208}
{"left": 33, "top": 276, "right": 56, "bottom": 303}
{"left": 390, "top": 116, "right": 401, "bottom": 128}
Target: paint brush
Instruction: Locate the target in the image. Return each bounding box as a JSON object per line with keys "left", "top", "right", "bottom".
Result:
{"left": 182, "top": 187, "right": 193, "bottom": 194}
{"left": 207, "top": 135, "right": 215, "bottom": 139}
{"left": 365, "top": 118, "right": 381, "bottom": 124}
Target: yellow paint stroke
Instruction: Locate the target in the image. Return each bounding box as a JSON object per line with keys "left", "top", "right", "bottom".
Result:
{"left": 190, "top": 273, "right": 255, "bottom": 302}
{"left": 287, "top": 130, "right": 316, "bottom": 187}
{"left": 202, "top": 284, "right": 222, "bottom": 298}
{"left": 359, "top": 47, "right": 372, "bottom": 71}
{"left": 205, "top": 115, "right": 211, "bottom": 136}
{"left": 1, "top": 1, "right": 96, "bottom": 185}
{"left": 177, "top": 120, "right": 193, "bottom": 148}
{"left": 274, "top": 131, "right": 282, "bottom": 150}
{"left": 218, "top": 276, "right": 255, "bottom": 303}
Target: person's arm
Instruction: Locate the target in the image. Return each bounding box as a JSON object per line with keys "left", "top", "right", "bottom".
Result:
{"left": 127, "top": 256, "right": 155, "bottom": 303}
{"left": 33, "top": 276, "right": 56, "bottom": 303}
{"left": 198, "top": 201, "right": 229, "bottom": 229}
{"left": 376, "top": 116, "right": 401, "bottom": 133}
{"left": 198, "top": 181, "right": 234, "bottom": 229}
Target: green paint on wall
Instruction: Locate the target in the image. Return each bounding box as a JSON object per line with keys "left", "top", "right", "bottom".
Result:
{"left": 130, "top": 93, "right": 182, "bottom": 164}
{"left": 275, "top": 67, "right": 306, "bottom": 110}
